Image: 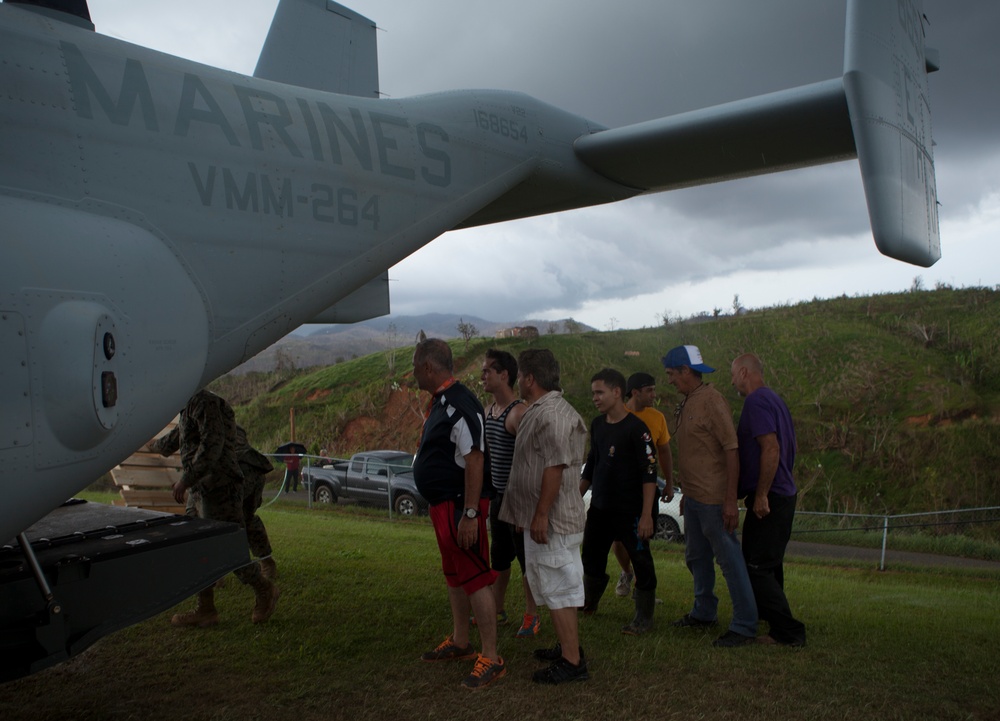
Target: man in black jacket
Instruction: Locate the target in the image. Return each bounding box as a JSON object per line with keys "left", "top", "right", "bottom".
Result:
{"left": 411, "top": 338, "right": 505, "bottom": 690}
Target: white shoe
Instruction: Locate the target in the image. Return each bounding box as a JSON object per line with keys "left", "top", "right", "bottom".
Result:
{"left": 615, "top": 571, "right": 634, "bottom": 597}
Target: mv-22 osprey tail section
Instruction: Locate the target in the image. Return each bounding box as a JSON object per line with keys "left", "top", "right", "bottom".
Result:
{"left": 0, "top": 0, "right": 938, "bottom": 679}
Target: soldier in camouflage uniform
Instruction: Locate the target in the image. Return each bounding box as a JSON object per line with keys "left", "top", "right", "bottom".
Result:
{"left": 181, "top": 426, "right": 278, "bottom": 579}
{"left": 235, "top": 424, "right": 277, "bottom": 579}
{"left": 149, "top": 389, "right": 280, "bottom": 627}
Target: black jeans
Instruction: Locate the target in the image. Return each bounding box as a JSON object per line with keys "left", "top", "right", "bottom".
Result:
{"left": 742, "top": 491, "right": 806, "bottom": 644}
{"left": 581, "top": 505, "right": 657, "bottom": 592}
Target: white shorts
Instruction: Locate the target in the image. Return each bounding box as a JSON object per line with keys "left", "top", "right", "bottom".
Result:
{"left": 524, "top": 530, "right": 584, "bottom": 610}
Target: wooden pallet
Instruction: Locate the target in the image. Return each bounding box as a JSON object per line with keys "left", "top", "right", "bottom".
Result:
{"left": 111, "top": 417, "right": 187, "bottom": 514}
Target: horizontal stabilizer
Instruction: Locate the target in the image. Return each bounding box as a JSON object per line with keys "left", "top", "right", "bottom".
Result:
{"left": 574, "top": 79, "right": 856, "bottom": 192}
{"left": 254, "top": 0, "right": 379, "bottom": 97}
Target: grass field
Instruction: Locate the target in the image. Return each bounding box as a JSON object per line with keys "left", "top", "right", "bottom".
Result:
{"left": 4, "top": 503, "right": 1000, "bottom": 721}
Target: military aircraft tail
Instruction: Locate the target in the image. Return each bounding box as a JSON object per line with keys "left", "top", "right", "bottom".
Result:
{"left": 575, "top": 0, "right": 940, "bottom": 267}
{"left": 254, "top": 0, "right": 379, "bottom": 98}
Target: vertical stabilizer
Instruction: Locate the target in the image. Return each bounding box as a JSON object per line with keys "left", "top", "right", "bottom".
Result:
{"left": 844, "top": 0, "right": 940, "bottom": 266}
{"left": 6, "top": 0, "right": 93, "bottom": 29}
{"left": 254, "top": 0, "right": 378, "bottom": 97}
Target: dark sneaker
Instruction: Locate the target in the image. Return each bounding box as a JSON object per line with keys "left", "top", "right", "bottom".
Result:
{"left": 420, "top": 636, "right": 477, "bottom": 662}
{"left": 533, "top": 644, "right": 586, "bottom": 663}
{"left": 461, "top": 655, "right": 506, "bottom": 689}
{"left": 532, "top": 656, "right": 589, "bottom": 684}
{"left": 713, "top": 630, "right": 756, "bottom": 648}
{"left": 533, "top": 643, "right": 563, "bottom": 662}
{"left": 671, "top": 613, "right": 717, "bottom": 629}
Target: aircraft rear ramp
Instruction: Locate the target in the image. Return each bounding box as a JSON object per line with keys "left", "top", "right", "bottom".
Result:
{"left": 1, "top": 500, "right": 249, "bottom": 683}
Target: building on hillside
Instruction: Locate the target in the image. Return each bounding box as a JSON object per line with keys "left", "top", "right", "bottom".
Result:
{"left": 494, "top": 326, "right": 539, "bottom": 340}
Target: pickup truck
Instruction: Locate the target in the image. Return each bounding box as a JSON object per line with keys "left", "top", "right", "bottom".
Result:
{"left": 301, "top": 450, "right": 426, "bottom": 515}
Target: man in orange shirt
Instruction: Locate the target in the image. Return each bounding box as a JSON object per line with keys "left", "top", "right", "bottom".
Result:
{"left": 611, "top": 372, "right": 674, "bottom": 597}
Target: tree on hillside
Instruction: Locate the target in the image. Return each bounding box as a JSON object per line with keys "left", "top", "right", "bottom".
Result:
{"left": 275, "top": 347, "right": 296, "bottom": 374}
{"left": 384, "top": 322, "right": 400, "bottom": 374}
{"left": 563, "top": 317, "right": 582, "bottom": 334}
{"left": 457, "top": 318, "right": 479, "bottom": 348}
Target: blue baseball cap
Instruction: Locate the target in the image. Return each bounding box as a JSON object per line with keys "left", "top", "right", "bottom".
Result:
{"left": 661, "top": 345, "right": 715, "bottom": 373}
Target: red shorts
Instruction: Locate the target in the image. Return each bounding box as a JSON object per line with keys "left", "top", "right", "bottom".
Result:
{"left": 429, "top": 497, "right": 497, "bottom": 594}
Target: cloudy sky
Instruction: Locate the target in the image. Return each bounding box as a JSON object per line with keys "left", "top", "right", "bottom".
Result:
{"left": 90, "top": 0, "right": 999, "bottom": 329}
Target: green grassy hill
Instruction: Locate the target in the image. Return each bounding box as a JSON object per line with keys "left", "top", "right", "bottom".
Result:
{"left": 212, "top": 287, "right": 1000, "bottom": 518}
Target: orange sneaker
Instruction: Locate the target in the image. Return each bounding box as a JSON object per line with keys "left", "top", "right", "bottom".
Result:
{"left": 515, "top": 614, "right": 540, "bottom": 638}
{"left": 420, "top": 636, "right": 477, "bottom": 662}
{"left": 461, "top": 654, "right": 507, "bottom": 689}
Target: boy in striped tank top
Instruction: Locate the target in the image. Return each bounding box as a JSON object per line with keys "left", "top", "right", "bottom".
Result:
{"left": 480, "top": 349, "right": 539, "bottom": 638}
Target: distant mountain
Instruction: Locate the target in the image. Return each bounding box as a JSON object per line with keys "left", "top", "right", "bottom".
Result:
{"left": 231, "top": 313, "right": 595, "bottom": 373}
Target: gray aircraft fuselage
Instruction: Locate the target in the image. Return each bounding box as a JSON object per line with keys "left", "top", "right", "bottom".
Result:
{"left": 0, "top": 6, "right": 628, "bottom": 542}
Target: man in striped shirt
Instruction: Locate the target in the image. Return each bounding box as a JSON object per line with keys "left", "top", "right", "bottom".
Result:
{"left": 500, "top": 349, "right": 590, "bottom": 684}
{"left": 481, "top": 349, "right": 539, "bottom": 638}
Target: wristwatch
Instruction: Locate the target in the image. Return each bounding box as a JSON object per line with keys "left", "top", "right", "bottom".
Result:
{"left": 463, "top": 506, "right": 479, "bottom": 519}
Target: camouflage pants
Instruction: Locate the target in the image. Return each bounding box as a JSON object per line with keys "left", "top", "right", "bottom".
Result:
{"left": 242, "top": 471, "right": 273, "bottom": 559}
{"left": 198, "top": 482, "right": 262, "bottom": 585}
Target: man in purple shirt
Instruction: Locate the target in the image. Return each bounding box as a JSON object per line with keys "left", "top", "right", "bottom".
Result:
{"left": 731, "top": 353, "right": 807, "bottom": 647}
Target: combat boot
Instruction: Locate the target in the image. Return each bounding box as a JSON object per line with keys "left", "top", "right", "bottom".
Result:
{"left": 171, "top": 588, "right": 219, "bottom": 628}
{"left": 259, "top": 556, "right": 278, "bottom": 580}
{"left": 251, "top": 576, "right": 280, "bottom": 624}
{"left": 621, "top": 588, "right": 656, "bottom": 635}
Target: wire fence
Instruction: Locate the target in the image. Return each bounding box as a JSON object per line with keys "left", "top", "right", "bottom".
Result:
{"left": 792, "top": 507, "right": 1000, "bottom": 570}
{"left": 259, "top": 453, "right": 1000, "bottom": 569}
{"left": 260, "top": 454, "right": 322, "bottom": 511}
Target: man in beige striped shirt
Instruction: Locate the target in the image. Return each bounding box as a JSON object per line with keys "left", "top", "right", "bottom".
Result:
{"left": 499, "top": 348, "right": 590, "bottom": 684}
